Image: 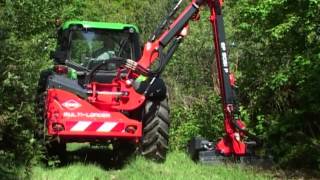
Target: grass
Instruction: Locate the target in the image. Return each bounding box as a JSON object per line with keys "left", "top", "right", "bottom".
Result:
{"left": 32, "top": 143, "right": 272, "bottom": 180}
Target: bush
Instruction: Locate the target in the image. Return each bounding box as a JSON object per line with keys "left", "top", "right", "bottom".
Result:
{"left": 169, "top": 93, "right": 224, "bottom": 150}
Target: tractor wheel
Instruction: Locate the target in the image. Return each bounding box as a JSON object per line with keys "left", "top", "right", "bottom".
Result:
{"left": 141, "top": 98, "right": 170, "bottom": 162}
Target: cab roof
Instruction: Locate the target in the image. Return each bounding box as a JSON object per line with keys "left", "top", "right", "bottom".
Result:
{"left": 62, "top": 20, "right": 139, "bottom": 33}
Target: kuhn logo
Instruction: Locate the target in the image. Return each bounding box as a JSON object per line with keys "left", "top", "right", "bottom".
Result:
{"left": 62, "top": 100, "right": 81, "bottom": 110}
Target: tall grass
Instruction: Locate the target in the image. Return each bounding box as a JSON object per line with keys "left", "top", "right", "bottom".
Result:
{"left": 32, "top": 144, "right": 271, "bottom": 180}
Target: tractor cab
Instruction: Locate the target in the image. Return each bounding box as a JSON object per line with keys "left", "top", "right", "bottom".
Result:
{"left": 53, "top": 21, "right": 141, "bottom": 83}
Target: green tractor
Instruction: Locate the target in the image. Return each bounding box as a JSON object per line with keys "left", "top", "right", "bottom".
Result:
{"left": 36, "top": 20, "right": 170, "bottom": 163}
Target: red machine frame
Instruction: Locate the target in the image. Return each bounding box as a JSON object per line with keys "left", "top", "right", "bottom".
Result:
{"left": 46, "top": 0, "right": 250, "bottom": 156}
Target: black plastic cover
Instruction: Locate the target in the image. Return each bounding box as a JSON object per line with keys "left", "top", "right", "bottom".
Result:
{"left": 132, "top": 77, "right": 167, "bottom": 101}
{"left": 47, "top": 74, "right": 88, "bottom": 98}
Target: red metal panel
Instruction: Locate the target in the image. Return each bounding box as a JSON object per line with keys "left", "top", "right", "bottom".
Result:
{"left": 46, "top": 88, "right": 142, "bottom": 140}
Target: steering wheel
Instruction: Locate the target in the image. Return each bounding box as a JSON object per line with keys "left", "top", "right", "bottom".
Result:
{"left": 84, "top": 57, "right": 127, "bottom": 84}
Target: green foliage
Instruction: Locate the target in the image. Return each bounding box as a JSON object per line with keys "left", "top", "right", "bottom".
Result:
{"left": 169, "top": 93, "right": 223, "bottom": 150}
{"left": 0, "top": 0, "right": 81, "bottom": 178}
{"left": 227, "top": 0, "right": 320, "bottom": 169}
{"left": 77, "top": 0, "right": 171, "bottom": 41}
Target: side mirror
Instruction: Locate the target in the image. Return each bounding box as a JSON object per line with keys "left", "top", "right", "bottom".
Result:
{"left": 50, "top": 50, "right": 67, "bottom": 64}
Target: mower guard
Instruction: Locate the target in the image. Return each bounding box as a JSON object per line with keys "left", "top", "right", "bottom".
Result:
{"left": 45, "top": 88, "right": 142, "bottom": 141}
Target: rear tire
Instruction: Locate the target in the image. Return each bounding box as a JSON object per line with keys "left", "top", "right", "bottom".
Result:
{"left": 141, "top": 98, "right": 170, "bottom": 162}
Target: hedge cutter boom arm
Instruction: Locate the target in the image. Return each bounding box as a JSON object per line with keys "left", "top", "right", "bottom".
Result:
{"left": 128, "top": 0, "right": 253, "bottom": 156}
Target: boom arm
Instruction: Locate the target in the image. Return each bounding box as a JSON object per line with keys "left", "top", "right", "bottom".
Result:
{"left": 125, "top": 0, "right": 251, "bottom": 156}
{"left": 138, "top": 0, "right": 237, "bottom": 110}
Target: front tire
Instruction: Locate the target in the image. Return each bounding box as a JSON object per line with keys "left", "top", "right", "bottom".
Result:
{"left": 141, "top": 99, "right": 170, "bottom": 162}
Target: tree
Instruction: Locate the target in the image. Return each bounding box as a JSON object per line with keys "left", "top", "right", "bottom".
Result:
{"left": 226, "top": 0, "right": 320, "bottom": 169}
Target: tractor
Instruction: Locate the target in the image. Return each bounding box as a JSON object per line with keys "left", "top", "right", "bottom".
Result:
{"left": 36, "top": 0, "right": 259, "bottom": 164}
{"left": 36, "top": 21, "right": 169, "bottom": 162}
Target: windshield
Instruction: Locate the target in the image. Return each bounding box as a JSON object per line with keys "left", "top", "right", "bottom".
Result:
{"left": 69, "top": 29, "right": 135, "bottom": 69}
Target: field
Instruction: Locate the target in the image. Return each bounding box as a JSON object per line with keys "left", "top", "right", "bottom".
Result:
{"left": 31, "top": 143, "right": 272, "bottom": 180}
